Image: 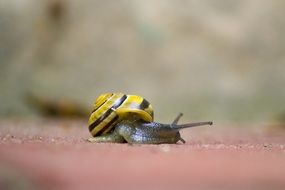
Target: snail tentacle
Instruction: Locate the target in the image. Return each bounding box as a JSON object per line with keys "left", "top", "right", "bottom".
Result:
{"left": 172, "top": 113, "right": 183, "bottom": 125}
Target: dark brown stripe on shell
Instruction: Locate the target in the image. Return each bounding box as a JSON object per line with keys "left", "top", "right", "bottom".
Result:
{"left": 139, "top": 99, "right": 150, "bottom": 110}
{"left": 89, "top": 108, "right": 112, "bottom": 132}
{"left": 96, "top": 115, "right": 119, "bottom": 136}
{"left": 88, "top": 95, "right": 127, "bottom": 133}
{"left": 139, "top": 99, "right": 152, "bottom": 117}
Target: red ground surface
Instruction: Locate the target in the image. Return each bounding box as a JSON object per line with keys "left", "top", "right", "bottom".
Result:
{"left": 0, "top": 119, "right": 285, "bottom": 190}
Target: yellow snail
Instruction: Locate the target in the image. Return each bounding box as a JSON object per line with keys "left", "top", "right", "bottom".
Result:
{"left": 88, "top": 93, "right": 213, "bottom": 144}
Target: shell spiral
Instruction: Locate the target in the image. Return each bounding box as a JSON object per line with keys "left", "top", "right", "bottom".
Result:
{"left": 88, "top": 93, "right": 154, "bottom": 137}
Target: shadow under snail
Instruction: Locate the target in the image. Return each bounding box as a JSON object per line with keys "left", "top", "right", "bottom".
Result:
{"left": 88, "top": 93, "right": 213, "bottom": 144}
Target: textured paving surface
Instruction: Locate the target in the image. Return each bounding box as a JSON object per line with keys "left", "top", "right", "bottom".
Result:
{"left": 0, "top": 120, "right": 285, "bottom": 190}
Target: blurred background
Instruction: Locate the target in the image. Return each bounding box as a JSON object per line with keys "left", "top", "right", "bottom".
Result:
{"left": 0, "top": 0, "right": 285, "bottom": 124}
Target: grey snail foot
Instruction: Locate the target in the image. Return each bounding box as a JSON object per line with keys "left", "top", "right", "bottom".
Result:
{"left": 87, "top": 133, "right": 125, "bottom": 143}
{"left": 114, "top": 121, "right": 181, "bottom": 144}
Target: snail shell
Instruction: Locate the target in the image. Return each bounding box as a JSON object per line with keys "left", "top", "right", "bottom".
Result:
{"left": 88, "top": 93, "right": 153, "bottom": 136}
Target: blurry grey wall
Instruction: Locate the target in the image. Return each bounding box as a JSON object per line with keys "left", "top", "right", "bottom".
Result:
{"left": 0, "top": 0, "right": 285, "bottom": 123}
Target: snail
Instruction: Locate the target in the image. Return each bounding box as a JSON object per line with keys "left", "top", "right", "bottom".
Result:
{"left": 88, "top": 93, "right": 213, "bottom": 144}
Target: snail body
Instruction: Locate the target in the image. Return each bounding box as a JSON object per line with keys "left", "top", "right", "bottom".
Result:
{"left": 88, "top": 93, "right": 212, "bottom": 144}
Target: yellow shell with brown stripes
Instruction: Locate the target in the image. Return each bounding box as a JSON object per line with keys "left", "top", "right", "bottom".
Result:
{"left": 88, "top": 93, "right": 154, "bottom": 137}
